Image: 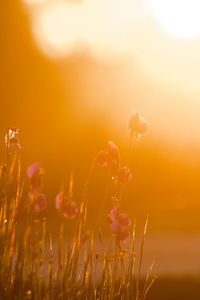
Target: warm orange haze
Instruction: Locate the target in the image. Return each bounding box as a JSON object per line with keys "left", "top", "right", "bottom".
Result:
{"left": 1, "top": 0, "right": 200, "bottom": 299}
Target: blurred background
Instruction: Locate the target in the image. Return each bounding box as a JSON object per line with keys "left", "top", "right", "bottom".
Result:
{"left": 1, "top": 0, "right": 200, "bottom": 298}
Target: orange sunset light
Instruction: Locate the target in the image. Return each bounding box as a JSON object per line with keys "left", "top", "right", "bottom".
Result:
{"left": 22, "top": 0, "right": 200, "bottom": 147}
{"left": 1, "top": 1, "right": 200, "bottom": 299}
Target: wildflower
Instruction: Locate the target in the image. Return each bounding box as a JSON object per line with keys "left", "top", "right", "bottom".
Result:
{"left": 27, "top": 163, "right": 44, "bottom": 196}
{"left": 96, "top": 151, "right": 107, "bottom": 167}
{"left": 107, "top": 206, "right": 131, "bottom": 243}
{"left": 34, "top": 193, "right": 47, "bottom": 211}
{"left": 107, "top": 206, "right": 119, "bottom": 223}
{"left": 55, "top": 192, "right": 78, "bottom": 219}
{"left": 27, "top": 163, "right": 39, "bottom": 179}
{"left": 117, "top": 166, "right": 132, "bottom": 183}
{"left": 96, "top": 141, "right": 120, "bottom": 177}
{"left": 129, "top": 109, "right": 148, "bottom": 138}
{"left": 27, "top": 163, "right": 47, "bottom": 212}
{"left": 63, "top": 201, "right": 77, "bottom": 219}
{"left": 96, "top": 142, "right": 133, "bottom": 184}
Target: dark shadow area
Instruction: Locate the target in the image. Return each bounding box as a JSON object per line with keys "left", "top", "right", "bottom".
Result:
{"left": 148, "top": 276, "right": 200, "bottom": 300}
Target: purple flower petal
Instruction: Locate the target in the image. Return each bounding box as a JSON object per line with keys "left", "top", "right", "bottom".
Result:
{"left": 119, "top": 213, "right": 131, "bottom": 227}
{"left": 35, "top": 193, "right": 47, "bottom": 211}
{"left": 109, "top": 206, "right": 119, "bottom": 222}
{"left": 27, "top": 163, "right": 39, "bottom": 179}
{"left": 96, "top": 151, "right": 108, "bottom": 167}
{"left": 110, "top": 220, "right": 120, "bottom": 234}
{"left": 118, "top": 167, "right": 132, "bottom": 183}
{"left": 107, "top": 141, "right": 118, "bottom": 153}
{"left": 119, "top": 230, "right": 130, "bottom": 243}
{"left": 55, "top": 192, "right": 64, "bottom": 210}
{"left": 31, "top": 174, "right": 43, "bottom": 194}
{"left": 63, "top": 201, "right": 78, "bottom": 219}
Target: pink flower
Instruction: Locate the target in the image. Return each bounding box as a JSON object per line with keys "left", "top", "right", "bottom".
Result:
{"left": 34, "top": 193, "right": 47, "bottom": 211}
{"left": 27, "top": 163, "right": 44, "bottom": 195}
{"left": 96, "top": 143, "right": 133, "bottom": 185}
{"left": 110, "top": 222, "right": 130, "bottom": 243}
{"left": 129, "top": 109, "right": 148, "bottom": 138}
{"left": 55, "top": 192, "right": 78, "bottom": 219}
{"left": 63, "top": 201, "right": 78, "bottom": 219}
{"left": 96, "top": 151, "right": 108, "bottom": 167}
{"left": 107, "top": 206, "right": 119, "bottom": 223}
{"left": 27, "top": 163, "right": 39, "bottom": 179}
{"left": 107, "top": 206, "right": 131, "bottom": 243}
{"left": 117, "top": 167, "right": 132, "bottom": 183}
{"left": 96, "top": 141, "right": 120, "bottom": 176}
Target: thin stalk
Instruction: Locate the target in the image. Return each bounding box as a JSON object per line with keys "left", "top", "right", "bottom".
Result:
{"left": 141, "top": 257, "right": 156, "bottom": 300}
{"left": 119, "top": 133, "right": 133, "bottom": 205}
{"left": 136, "top": 217, "right": 148, "bottom": 300}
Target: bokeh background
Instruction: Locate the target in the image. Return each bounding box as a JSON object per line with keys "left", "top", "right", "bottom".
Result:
{"left": 1, "top": 0, "right": 200, "bottom": 298}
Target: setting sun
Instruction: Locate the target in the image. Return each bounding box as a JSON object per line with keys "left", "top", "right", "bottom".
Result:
{"left": 148, "top": 0, "right": 200, "bottom": 38}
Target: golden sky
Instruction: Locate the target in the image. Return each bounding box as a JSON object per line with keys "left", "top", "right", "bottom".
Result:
{"left": 1, "top": 0, "right": 200, "bottom": 233}
{"left": 23, "top": 0, "right": 200, "bottom": 89}
{"left": 20, "top": 0, "right": 200, "bottom": 154}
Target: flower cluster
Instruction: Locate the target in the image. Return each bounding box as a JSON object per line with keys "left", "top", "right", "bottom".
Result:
{"left": 129, "top": 109, "right": 148, "bottom": 138}
{"left": 96, "top": 141, "right": 132, "bottom": 183}
{"left": 27, "top": 163, "right": 47, "bottom": 211}
{"left": 107, "top": 206, "right": 131, "bottom": 243}
{"left": 55, "top": 192, "right": 78, "bottom": 219}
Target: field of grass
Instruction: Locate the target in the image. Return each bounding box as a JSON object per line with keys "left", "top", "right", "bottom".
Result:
{"left": 0, "top": 112, "right": 158, "bottom": 299}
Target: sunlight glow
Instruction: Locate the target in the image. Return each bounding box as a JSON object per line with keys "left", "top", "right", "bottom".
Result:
{"left": 23, "top": 0, "right": 200, "bottom": 94}
{"left": 28, "top": 0, "right": 144, "bottom": 58}
{"left": 23, "top": 0, "right": 51, "bottom": 5}
{"left": 33, "top": 2, "right": 86, "bottom": 56}
{"left": 147, "top": 0, "right": 200, "bottom": 38}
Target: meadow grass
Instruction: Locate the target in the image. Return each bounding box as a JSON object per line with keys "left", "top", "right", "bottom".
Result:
{"left": 0, "top": 112, "right": 156, "bottom": 299}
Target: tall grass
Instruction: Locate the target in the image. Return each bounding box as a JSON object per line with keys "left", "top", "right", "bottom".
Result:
{"left": 0, "top": 112, "right": 156, "bottom": 299}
